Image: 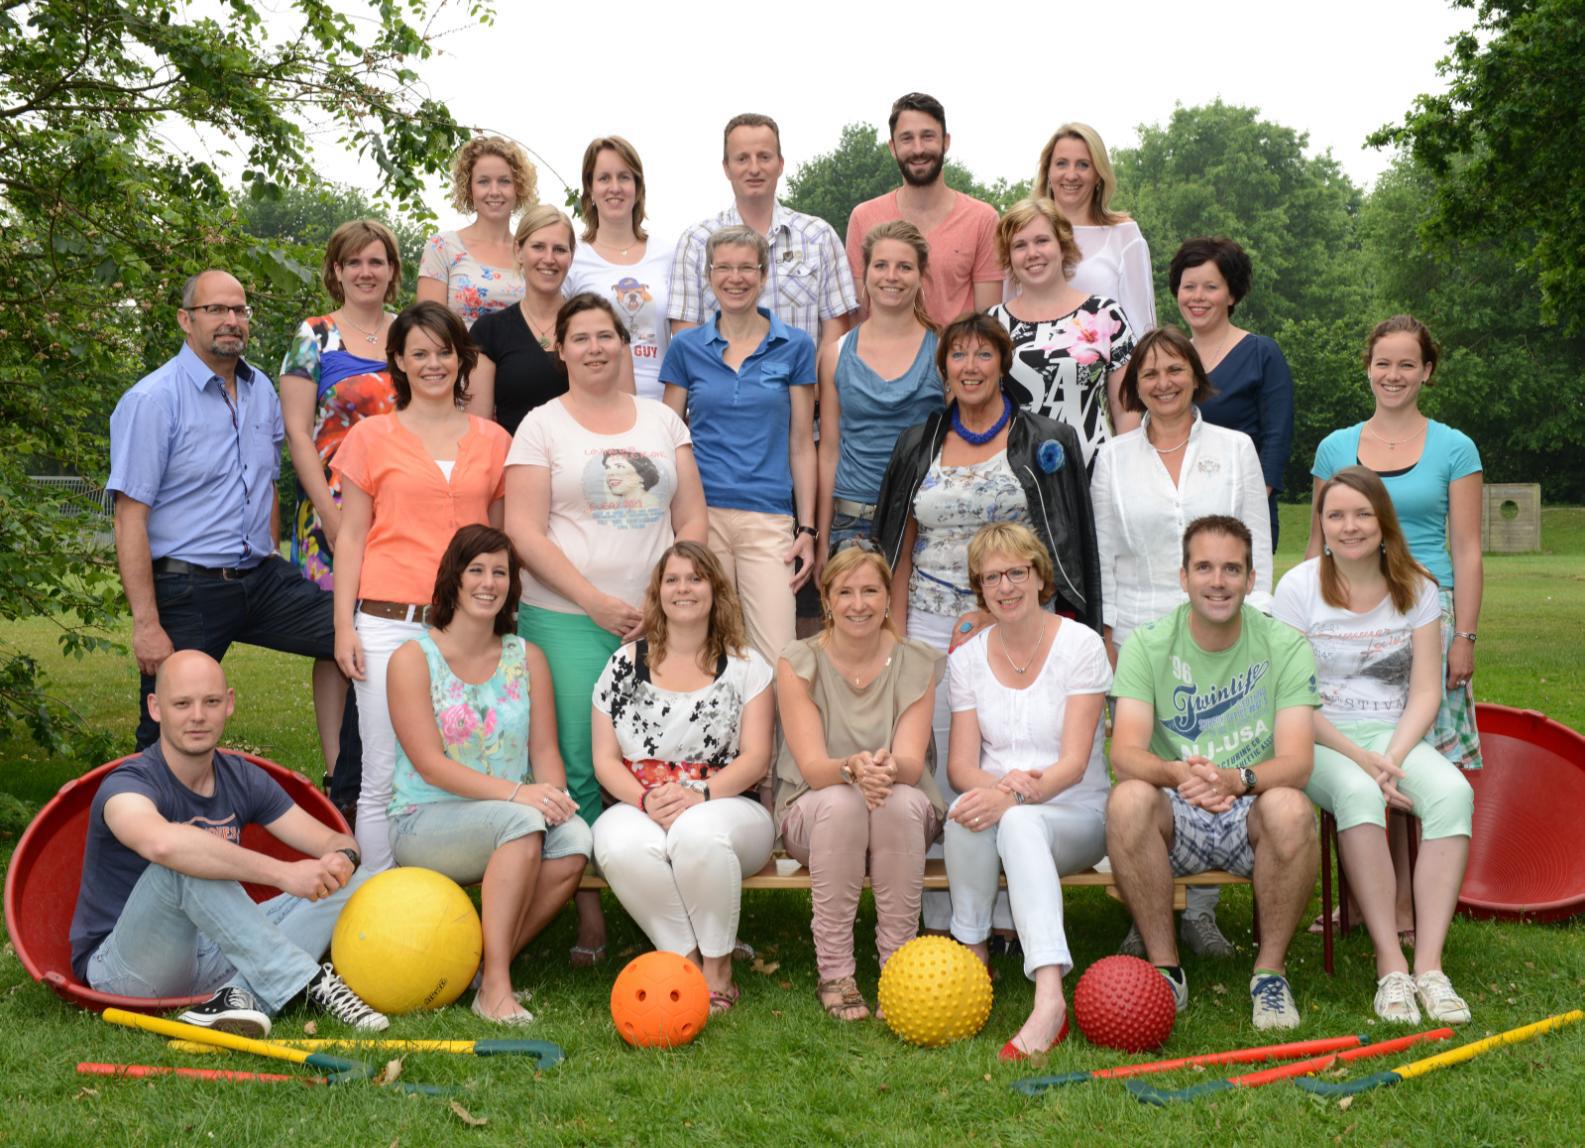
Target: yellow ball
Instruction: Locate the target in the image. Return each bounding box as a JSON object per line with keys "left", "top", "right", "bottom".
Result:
{"left": 330, "top": 867, "right": 482, "bottom": 1015}
{"left": 876, "top": 935, "right": 993, "bottom": 1048}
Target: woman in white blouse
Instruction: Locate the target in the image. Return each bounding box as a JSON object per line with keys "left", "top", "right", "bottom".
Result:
{"left": 590, "top": 542, "right": 774, "bottom": 1015}
{"left": 1091, "top": 324, "right": 1271, "bottom": 958}
{"left": 1032, "top": 122, "right": 1156, "bottom": 337}
{"left": 943, "top": 522, "right": 1113, "bottom": 1060}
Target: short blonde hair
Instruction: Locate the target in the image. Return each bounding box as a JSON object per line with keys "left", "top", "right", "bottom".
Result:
{"left": 512, "top": 205, "right": 576, "bottom": 257}
{"left": 1033, "top": 123, "right": 1128, "bottom": 227}
{"left": 967, "top": 522, "right": 1056, "bottom": 609}
{"left": 996, "top": 198, "right": 1082, "bottom": 280}
{"left": 817, "top": 546, "right": 901, "bottom": 640}
{"left": 321, "top": 220, "right": 400, "bottom": 305}
{"left": 449, "top": 136, "right": 538, "bottom": 215}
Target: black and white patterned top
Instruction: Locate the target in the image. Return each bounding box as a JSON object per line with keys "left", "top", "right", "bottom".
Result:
{"left": 593, "top": 640, "right": 773, "bottom": 783}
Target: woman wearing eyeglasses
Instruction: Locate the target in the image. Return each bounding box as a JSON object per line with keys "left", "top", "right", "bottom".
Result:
{"left": 943, "top": 523, "right": 1112, "bottom": 1059}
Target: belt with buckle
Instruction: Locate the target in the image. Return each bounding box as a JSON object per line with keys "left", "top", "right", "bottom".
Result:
{"left": 359, "top": 599, "right": 432, "bottom": 625}
{"left": 152, "top": 557, "right": 262, "bottom": 580}
{"left": 832, "top": 498, "right": 877, "bottom": 520}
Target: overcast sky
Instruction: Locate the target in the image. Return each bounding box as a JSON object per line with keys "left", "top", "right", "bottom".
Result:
{"left": 308, "top": 0, "right": 1475, "bottom": 238}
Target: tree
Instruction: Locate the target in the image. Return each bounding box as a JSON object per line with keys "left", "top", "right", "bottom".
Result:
{"left": 0, "top": 0, "right": 485, "bottom": 754}
{"left": 1114, "top": 100, "right": 1367, "bottom": 336}
{"left": 785, "top": 123, "right": 1029, "bottom": 242}
{"left": 1370, "top": 0, "right": 1585, "bottom": 335}
{"left": 1358, "top": 154, "right": 1585, "bottom": 499}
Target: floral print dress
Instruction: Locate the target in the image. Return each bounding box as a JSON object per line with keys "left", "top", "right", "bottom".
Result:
{"left": 908, "top": 450, "right": 1028, "bottom": 619}
{"left": 389, "top": 634, "right": 532, "bottom": 812}
{"left": 990, "top": 296, "right": 1135, "bottom": 469}
{"left": 279, "top": 316, "right": 396, "bottom": 588}
{"left": 418, "top": 231, "right": 526, "bottom": 328}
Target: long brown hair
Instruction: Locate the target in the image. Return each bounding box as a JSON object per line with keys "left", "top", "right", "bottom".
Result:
{"left": 641, "top": 542, "right": 747, "bottom": 671}
{"left": 1317, "top": 467, "right": 1436, "bottom": 613}
{"left": 861, "top": 220, "right": 935, "bottom": 333}
{"left": 817, "top": 545, "right": 902, "bottom": 642}
{"left": 430, "top": 525, "right": 522, "bottom": 635}
{"left": 578, "top": 136, "right": 649, "bottom": 244}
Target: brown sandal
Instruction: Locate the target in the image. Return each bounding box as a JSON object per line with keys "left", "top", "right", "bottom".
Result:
{"left": 709, "top": 982, "right": 741, "bottom": 1016}
{"left": 817, "top": 976, "right": 870, "bottom": 1022}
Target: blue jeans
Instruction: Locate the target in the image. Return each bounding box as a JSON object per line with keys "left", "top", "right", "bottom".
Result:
{"left": 86, "top": 864, "right": 368, "bottom": 1012}
{"left": 137, "top": 556, "right": 336, "bottom": 749}
{"left": 828, "top": 512, "right": 874, "bottom": 554}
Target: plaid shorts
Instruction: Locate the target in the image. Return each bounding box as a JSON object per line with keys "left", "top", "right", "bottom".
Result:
{"left": 1166, "top": 789, "right": 1256, "bottom": 877}
{"left": 1432, "top": 588, "right": 1483, "bottom": 770}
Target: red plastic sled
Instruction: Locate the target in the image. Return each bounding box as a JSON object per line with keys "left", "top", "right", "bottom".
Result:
{"left": 1459, "top": 704, "right": 1585, "bottom": 922}
{"left": 4, "top": 753, "right": 347, "bottom": 1013}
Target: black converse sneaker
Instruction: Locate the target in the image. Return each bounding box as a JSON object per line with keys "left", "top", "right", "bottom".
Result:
{"left": 177, "top": 987, "right": 271, "bottom": 1037}
{"left": 305, "top": 963, "right": 389, "bottom": 1031}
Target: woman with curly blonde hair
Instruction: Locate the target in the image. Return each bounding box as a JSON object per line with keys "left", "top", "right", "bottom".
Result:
{"left": 590, "top": 541, "right": 775, "bottom": 1014}
{"left": 418, "top": 135, "right": 540, "bottom": 327}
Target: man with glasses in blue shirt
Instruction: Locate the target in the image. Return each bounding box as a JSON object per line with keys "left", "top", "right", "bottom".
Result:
{"left": 108, "top": 270, "right": 342, "bottom": 759}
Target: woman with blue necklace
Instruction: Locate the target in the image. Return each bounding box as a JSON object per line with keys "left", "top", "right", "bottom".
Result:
{"left": 873, "top": 312, "right": 1100, "bottom": 933}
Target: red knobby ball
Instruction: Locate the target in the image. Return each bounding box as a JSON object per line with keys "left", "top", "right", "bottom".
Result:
{"left": 1072, "top": 955, "right": 1178, "bottom": 1052}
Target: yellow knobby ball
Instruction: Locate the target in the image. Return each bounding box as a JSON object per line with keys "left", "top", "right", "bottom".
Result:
{"left": 330, "top": 867, "right": 482, "bottom": 1015}
{"left": 876, "top": 935, "right": 993, "bottom": 1048}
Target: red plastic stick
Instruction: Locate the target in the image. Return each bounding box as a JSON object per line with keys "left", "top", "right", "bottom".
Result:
{"left": 1088, "top": 1034, "right": 1364, "bottom": 1080}
{"left": 77, "top": 1062, "right": 319, "bottom": 1086}
{"left": 1229, "top": 1028, "right": 1455, "bottom": 1088}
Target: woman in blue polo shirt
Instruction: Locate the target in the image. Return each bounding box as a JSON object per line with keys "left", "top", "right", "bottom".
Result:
{"left": 661, "top": 224, "right": 817, "bottom": 665}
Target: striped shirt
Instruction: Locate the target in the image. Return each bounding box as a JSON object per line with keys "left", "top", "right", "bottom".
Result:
{"left": 667, "top": 201, "right": 857, "bottom": 341}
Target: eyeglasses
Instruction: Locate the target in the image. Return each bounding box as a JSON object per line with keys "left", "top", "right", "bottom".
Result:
{"left": 708, "top": 263, "right": 763, "bottom": 276}
{"left": 185, "top": 304, "right": 254, "bottom": 319}
{"left": 977, "top": 565, "right": 1032, "bottom": 589}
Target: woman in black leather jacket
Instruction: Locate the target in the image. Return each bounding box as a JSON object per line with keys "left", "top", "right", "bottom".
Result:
{"left": 869, "top": 312, "right": 1101, "bottom": 933}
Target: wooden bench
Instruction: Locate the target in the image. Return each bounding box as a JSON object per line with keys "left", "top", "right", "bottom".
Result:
{"left": 580, "top": 858, "right": 1250, "bottom": 912}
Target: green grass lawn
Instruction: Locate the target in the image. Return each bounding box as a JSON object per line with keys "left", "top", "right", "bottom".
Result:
{"left": 2, "top": 507, "right": 1583, "bottom": 1146}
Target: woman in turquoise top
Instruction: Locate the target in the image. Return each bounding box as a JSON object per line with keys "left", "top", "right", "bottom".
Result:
{"left": 387, "top": 524, "right": 592, "bottom": 1024}
{"left": 816, "top": 220, "right": 944, "bottom": 572}
{"left": 1307, "top": 315, "right": 1483, "bottom": 773}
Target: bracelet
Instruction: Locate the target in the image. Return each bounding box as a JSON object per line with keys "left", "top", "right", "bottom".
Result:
{"left": 640, "top": 788, "right": 653, "bottom": 812}
{"left": 506, "top": 782, "right": 523, "bottom": 805}
{"left": 1453, "top": 630, "right": 1477, "bottom": 643}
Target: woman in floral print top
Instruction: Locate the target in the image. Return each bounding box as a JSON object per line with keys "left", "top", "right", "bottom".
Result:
{"left": 387, "top": 525, "right": 591, "bottom": 1024}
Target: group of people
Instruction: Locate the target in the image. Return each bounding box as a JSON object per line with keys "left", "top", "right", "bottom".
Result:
{"left": 78, "top": 91, "right": 1485, "bottom": 1052}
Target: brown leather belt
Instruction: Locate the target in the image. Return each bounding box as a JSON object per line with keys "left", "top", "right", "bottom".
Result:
{"left": 358, "top": 599, "right": 432, "bottom": 625}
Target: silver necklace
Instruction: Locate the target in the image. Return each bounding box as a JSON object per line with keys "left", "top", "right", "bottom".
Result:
{"left": 997, "top": 618, "right": 1047, "bottom": 675}
{"left": 1151, "top": 430, "right": 1191, "bottom": 455}
{"left": 1363, "top": 419, "right": 1427, "bottom": 450}
{"left": 338, "top": 311, "right": 384, "bottom": 347}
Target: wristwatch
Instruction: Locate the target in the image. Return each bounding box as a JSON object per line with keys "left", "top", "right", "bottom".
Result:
{"left": 680, "top": 777, "right": 711, "bottom": 800}
{"left": 1237, "top": 767, "right": 1258, "bottom": 795}
{"left": 336, "top": 847, "right": 361, "bottom": 870}
{"left": 795, "top": 524, "right": 818, "bottom": 539}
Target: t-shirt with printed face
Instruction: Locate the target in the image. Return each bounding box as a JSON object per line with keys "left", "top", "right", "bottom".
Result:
{"left": 1112, "top": 603, "right": 1319, "bottom": 771}
{"left": 69, "top": 745, "right": 294, "bottom": 980}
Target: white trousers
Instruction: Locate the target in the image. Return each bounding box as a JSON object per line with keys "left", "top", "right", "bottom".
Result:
{"left": 909, "top": 609, "right": 1012, "bottom": 932}
{"left": 352, "top": 612, "right": 427, "bottom": 873}
{"left": 593, "top": 798, "right": 774, "bottom": 959}
{"left": 944, "top": 799, "right": 1107, "bottom": 979}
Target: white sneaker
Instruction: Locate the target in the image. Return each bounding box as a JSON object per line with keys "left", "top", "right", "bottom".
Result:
{"left": 1250, "top": 973, "right": 1300, "bottom": 1030}
{"left": 1373, "top": 971, "right": 1422, "bottom": 1023}
{"left": 1157, "top": 965, "right": 1188, "bottom": 1013}
{"left": 1414, "top": 971, "right": 1472, "bottom": 1024}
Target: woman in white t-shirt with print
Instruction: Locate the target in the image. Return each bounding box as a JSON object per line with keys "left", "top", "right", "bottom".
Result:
{"left": 564, "top": 136, "right": 674, "bottom": 402}
{"left": 590, "top": 542, "right": 774, "bottom": 1016}
{"left": 504, "top": 293, "right": 708, "bottom": 967}
{"left": 943, "top": 523, "right": 1113, "bottom": 1061}
{"left": 1273, "top": 466, "right": 1473, "bottom": 1026}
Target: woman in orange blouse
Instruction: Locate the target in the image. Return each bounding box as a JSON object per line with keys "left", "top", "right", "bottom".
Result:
{"left": 332, "top": 301, "right": 514, "bottom": 870}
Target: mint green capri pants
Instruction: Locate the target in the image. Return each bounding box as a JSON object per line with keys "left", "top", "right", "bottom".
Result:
{"left": 1306, "top": 719, "right": 1473, "bottom": 840}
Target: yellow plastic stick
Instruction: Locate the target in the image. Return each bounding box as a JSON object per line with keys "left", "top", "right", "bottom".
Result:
{"left": 106, "top": 1010, "right": 315, "bottom": 1066}
{"left": 1392, "top": 1009, "right": 1583, "bottom": 1079}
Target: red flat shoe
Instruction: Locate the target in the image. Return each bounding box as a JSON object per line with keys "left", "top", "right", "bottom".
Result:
{"left": 998, "top": 1013, "right": 1070, "bottom": 1061}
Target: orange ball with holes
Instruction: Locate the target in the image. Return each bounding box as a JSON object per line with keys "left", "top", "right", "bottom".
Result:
{"left": 609, "top": 952, "right": 711, "bottom": 1048}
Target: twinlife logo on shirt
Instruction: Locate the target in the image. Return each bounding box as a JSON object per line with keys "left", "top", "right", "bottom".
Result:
{"left": 1165, "top": 661, "right": 1271, "bottom": 741}
{"left": 186, "top": 814, "right": 242, "bottom": 844}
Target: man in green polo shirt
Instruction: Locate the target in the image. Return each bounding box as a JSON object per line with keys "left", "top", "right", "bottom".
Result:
{"left": 1107, "top": 515, "right": 1320, "bottom": 1030}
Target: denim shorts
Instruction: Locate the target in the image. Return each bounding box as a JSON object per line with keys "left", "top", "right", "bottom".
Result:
{"left": 389, "top": 799, "right": 593, "bottom": 886}
{"left": 828, "top": 512, "right": 874, "bottom": 554}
